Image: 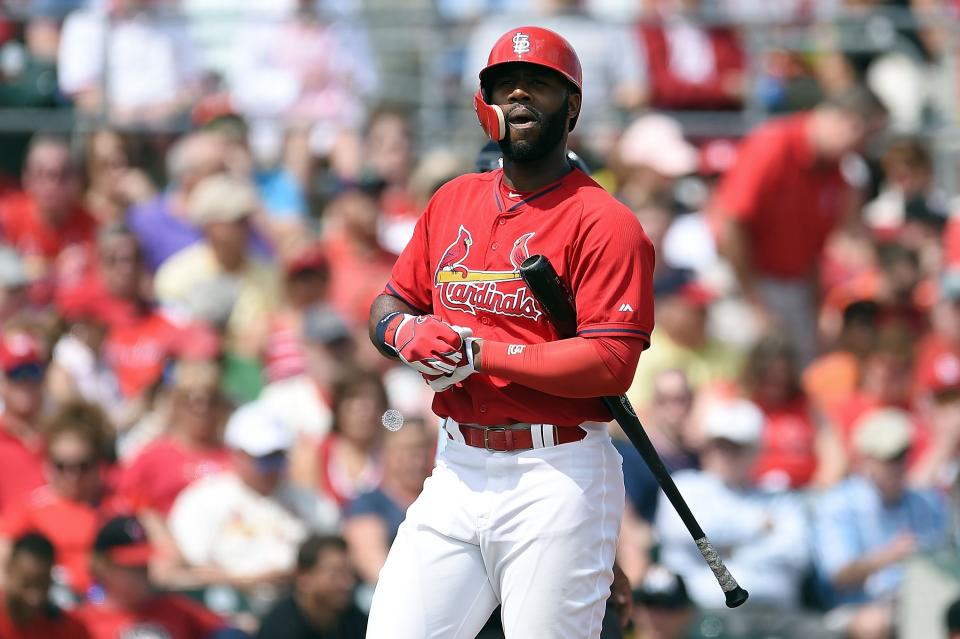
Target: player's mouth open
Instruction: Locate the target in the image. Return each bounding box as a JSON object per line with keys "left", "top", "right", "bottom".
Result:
{"left": 508, "top": 109, "right": 538, "bottom": 130}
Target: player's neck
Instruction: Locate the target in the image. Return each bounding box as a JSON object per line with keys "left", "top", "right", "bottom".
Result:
{"left": 502, "top": 146, "right": 571, "bottom": 193}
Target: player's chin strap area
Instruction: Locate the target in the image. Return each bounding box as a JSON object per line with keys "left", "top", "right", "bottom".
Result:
{"left": 474, "top": 90, "right": 506, "bottom": 141}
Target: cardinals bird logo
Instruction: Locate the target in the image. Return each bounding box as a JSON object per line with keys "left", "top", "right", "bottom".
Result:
{"left": 434, "top": 226, "right": 541, "bottom": 320}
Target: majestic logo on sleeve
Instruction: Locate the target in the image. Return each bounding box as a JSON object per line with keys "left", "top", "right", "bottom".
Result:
{"left": 435, "top": 226, "right": 541, "bottom": 320}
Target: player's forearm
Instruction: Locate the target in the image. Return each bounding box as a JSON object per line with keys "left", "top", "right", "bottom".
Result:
{"left": 475, "top": 336, "right": 641, "bottom": 398}
{"left": 368, "top": 293, "right": 419, "bottom": 353}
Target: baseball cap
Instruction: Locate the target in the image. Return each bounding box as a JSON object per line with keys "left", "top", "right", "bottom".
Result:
{"left": 286, "top": 245, "right": 329, "bottom": 279}
{"left": 303, "top": 305, "right": 352, "bottom": 346}
{"left": 188, "top": 174, "right": 259, "bottom": 226}
{"left": 617, "top": 114, "right": 698, "bottom": 177}
{"left": 702, "top": 398, "right": 765, "bottom": 446}
{"left": 853, "top": 408, "right": 913, "bottom": 460}
{"left": 654, "top": 269, "right": 716, "bottom": 307}
{"left": 94, "top": 516, "right": 153, "bottom": 567}
{"left": 633, "top": 566, "right": 693, "bottom": 609}
{"left": 224, "top": 401, "right": 294, "bottom": 457}
{"left": 0, "top": 332, "right": 44, "bottom": 377}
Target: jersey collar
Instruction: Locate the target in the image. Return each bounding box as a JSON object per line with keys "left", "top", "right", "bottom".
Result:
{"left": 493, "top": 170, "right": 567, "bottom": 214}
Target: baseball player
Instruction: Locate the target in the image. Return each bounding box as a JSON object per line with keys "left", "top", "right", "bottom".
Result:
{"left": 367, "top": 26, "right": 655, "bottom": 639}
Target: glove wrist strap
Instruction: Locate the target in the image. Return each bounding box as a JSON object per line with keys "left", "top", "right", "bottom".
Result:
{"left": 374, "top": 311, "right": 405, "bottom": 358}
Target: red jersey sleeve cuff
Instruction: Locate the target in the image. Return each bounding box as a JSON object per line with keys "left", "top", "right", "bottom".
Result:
{"left": 577, "top": 323, "right": 652, "bottom": 345}
{"left": 384, "top": 282, "right": 431, "bottom": 316}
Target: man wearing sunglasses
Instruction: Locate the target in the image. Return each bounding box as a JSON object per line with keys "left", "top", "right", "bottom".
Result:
{"left": 0, "top": 331, "right": 49, "bottom": 519}
{"left": 168, "top": 401, "right": 340, "bottom": 595}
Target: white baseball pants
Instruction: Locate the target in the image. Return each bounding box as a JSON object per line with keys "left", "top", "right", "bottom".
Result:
{"left": 366, "top": 423, "right": 624, "bottom": 639}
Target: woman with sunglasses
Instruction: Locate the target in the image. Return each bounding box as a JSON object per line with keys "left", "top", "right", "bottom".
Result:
{"left": 0, "top": 401, "right": 128, "bottom": 601}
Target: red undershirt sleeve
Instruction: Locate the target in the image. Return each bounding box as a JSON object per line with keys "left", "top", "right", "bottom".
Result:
{"left": 479, "top": 335, "right": 645, "bottom": 398}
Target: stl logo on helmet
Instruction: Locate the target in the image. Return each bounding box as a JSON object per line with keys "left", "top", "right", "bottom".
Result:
{"left": 434, "top": 225, "right": 542, "bottom": 321}
{"left": 512, "top": 32, "right": 531, "bottom": 55}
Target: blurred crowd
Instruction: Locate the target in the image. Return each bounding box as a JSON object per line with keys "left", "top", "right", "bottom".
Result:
{"left": 0, "top": 0, "right": 960, "bottom": 638}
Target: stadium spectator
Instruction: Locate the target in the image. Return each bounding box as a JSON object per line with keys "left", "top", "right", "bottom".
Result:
{"left": 323, "top": 186, "right": 397, "bottom": 328}
{"left": 228, "top": 0, "right": 379, "bottom": 159}
{"left": 126, "top": 131, "right": 227, "bottom": 272}
{"left": 804, "top": 300, "right": 881, "bottom": 415}
{"left": 0, "top": 331, "right": 49, "bottom": 518}
{"left": 629, "top": 566, "right": 697, "bottom": 639}
{"left": 154, "top": 173, "right": 281, "bottom": 359}
{"left": 744, "top": 335, "right": 846, "bottom": 490}
{"left": 0, "top": 134, "right": 95, "bottom": 303}
{"left": 256, "top": 534, "right": 367, "bottom": 639}
{"left": 710, "top": 86, "right": 888, "bottom": 366}
{"left": 0, "top": 532, "right": 90, "bottom": 639}
{"left": 627, "top": 269, "right": 741, "bottom": 411}
{"left": 0, "top": 401, "right": 122, "bottom": 597}
{"left": 343, "top": 419, "right": 433, "bottom": 586}
{"left": 317, "top": 371, "right": 387, "bottom": 508}
{"left": 0, "top": 247, "right": 31, "bottom": 325}
{"left": 614, "top": 114, "right": 698, "bottom": 213}
{"left": 813, "top": 408, "right": 949, "bottom": 639}
{"left": 57, "top": 0, "right": 201, "bottom": 126}
{"left": 620, "top": 368, "right": 699, "bottom": 524}
{"left": 656, "top": 397, "right": 810, "bottom": 609}
{"left": 638, "top": 0, "right": 747, "bottom": 110}
{"left": 914, "top": 272, "right": 960, "bottom": 401}
{"left": 82, "top": 130, "right": 155, "bottom": 226}
{"left": 77, "top": 515, "right": 230, "bottom": 639}
{"left": 118, "top": 359, "right": 230, "bottom": 515}
{"left": 47, "top": 286, "right": 126, "bottom": 422}
{"left": 167, "top": 401, "right": 339, "bottom": 588}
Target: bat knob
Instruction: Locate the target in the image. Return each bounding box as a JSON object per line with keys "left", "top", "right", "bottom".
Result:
{"left": 724, "top": 586, "right": 749, "bottom": 609}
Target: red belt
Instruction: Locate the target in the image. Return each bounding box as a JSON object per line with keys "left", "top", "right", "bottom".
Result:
{"left": 452, "top": 423, "right": 587, "bottom": 452}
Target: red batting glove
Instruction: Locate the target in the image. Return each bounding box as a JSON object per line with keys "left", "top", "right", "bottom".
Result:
{"left": 384, "top": 314, "right": 472, "bottom": 376}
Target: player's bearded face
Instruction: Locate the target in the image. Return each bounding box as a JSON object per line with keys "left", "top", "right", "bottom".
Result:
{"left": 498, "top": 97, "right": 569, "bottom": 164}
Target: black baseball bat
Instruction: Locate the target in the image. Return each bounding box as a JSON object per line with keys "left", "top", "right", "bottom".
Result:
{"left": 519, "top": 254, "right": 749, "bottom": 609}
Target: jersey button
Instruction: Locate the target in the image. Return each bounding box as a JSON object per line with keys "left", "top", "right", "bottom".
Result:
{"left": 491, "top": 242, "right": 499, "bottom": 250}
{"left": 480, "top": 405, "right": 488, "bottom": 413}
{"left": 480, "top": 317, "right": 492, "bottom": 326}
{"left": 498, "top": 219, "right": 506, "bottom": 226}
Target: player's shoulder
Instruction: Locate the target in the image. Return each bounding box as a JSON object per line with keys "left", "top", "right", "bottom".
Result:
{"left": 561, "top": 170, "right": 647, "bottom": 238}
{"left": 430, "top": 171, "right": 493, "bottom": 200}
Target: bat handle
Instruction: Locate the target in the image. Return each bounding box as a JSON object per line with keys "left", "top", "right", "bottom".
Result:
{"left": 696, "top": 537, "right": 749, "bottom": 608}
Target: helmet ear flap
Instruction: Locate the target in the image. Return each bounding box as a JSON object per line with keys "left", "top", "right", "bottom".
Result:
{"left": 474, "top": 90, "right": 506, "bottom": 142}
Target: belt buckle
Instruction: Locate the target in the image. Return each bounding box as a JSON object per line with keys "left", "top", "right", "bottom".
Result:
{"left": 483, "top": 426, "right": 508, "bottom": 451}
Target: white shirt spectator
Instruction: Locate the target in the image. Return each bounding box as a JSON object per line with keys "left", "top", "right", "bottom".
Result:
{"left": 58, "top": 7, "right": 199, "bottom": 115}
{"left": 655, "top": 469, "right": 810, "bottom": 609}
{"left": 168, "top": 471, "right": 340, "bottom": 578}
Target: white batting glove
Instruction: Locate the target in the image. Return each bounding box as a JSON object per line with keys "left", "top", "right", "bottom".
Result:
{"left": 427, "top": 329, "right": 477, "bottom": 392}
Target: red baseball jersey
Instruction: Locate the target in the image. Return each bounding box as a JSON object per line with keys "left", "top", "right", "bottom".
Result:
{"left": 385, "top": 168, "right": 655, "bottom": 426}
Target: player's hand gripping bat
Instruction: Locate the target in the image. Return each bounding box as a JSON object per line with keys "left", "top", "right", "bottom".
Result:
{"left": 519, "top": 254, "right": 749, "bottom": 609}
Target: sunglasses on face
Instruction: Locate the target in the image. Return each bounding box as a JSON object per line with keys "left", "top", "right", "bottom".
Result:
{"left": 50, "top": 457, "right": 97, "bottom": 474}
{"left": 5, "top": 363, "right": 45, "bottom": 383}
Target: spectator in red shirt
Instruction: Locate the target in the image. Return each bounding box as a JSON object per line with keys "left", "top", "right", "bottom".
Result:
{"left": 323, "top": 186, "right": 398, "bottom": 329}
{"left": 0, "top": 533, "right": 90, "bottom": 639}
{"left": 744, "top": 335, "right": 847, "bottom": 491}
{"left": 0, "top": 331, "right": 49, "bottom": 518}
{"left": 638, "top": 0, "right": 746, "bottom": 110}
{"left": 77, "top": 516, "right": 228, "bottom": 639}
{"left": 0, "top": 401, "right": 124, "bottom": 597}
{"left": 0, "top": 134, "right": 96, "bottom": 303}
{"left": 317, "top": 370, "right": 387, "bottom": 508}
{"left": 710, "top": 86, "right": 888, "bottom": 366}
{"left": 118, "top": 359, "right": 231, "bottom": 515}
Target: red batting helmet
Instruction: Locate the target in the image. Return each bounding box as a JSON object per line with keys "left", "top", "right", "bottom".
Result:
{"left": 474, "top": 26, "right": 583, "bottom": 141}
